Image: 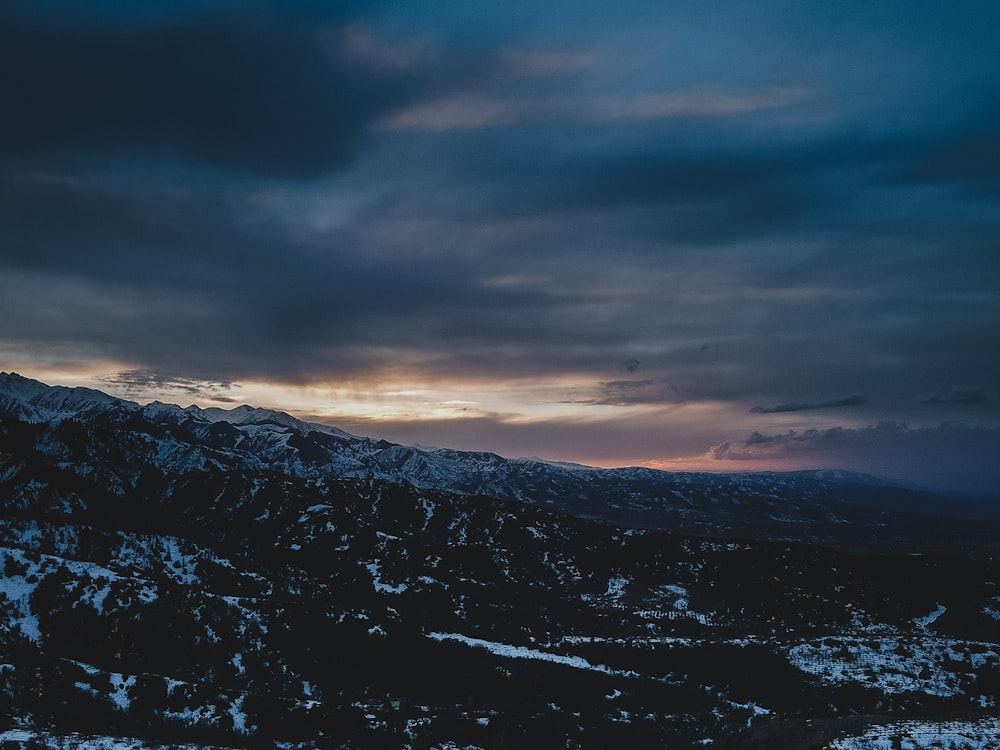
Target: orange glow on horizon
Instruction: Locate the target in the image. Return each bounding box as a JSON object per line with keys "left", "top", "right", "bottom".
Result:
{"left": 7, "top": 362, "right": 828, "bottom": 475}
{"left": 636, "top": 455, "right": 816, "bottom": 474}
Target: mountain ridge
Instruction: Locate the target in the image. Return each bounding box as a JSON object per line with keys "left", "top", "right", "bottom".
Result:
{"left": 0, "top": 371, "right": 904, "bottom": 493}
{"left": 1, "top": 372, "right": 992, "bottom": 555}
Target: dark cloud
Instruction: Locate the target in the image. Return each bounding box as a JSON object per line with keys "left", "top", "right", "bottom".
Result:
{"left": 919, "top": 386, "right": 987, "bottom": 405}
{"left": 575, "top": 147, "right": 820, "bottom": 213}
{"left": 0, "top": 6, "right": 418, "bottom": 177}
{"left": 594, "top": 380, "right": 661, "bottom": 406}
{"left": 892, "top": 98, "right": 1000, "bottom": 194}
{"left": 428, "top": 124, "right": 979, "bottom": 254}
{"left": 431, "top": 133, "right": 843, "bottom": 247}
{"left": 101, "top": 369, "right": 237, "bottom": 402}
{"left": 750, "top": 394, "right": 866, "bottom": 414}
{"left": 561, "top": 379, "right": 689, "bottom": 408}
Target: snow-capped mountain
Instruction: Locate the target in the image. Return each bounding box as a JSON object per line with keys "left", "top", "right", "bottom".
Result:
{"left": 2, "top": 372, "right": 1000, "bottom": 749}
{"left": 0, "top": 374, "right": 125, "bottom": 423}
{"left": 0, "top": 372, "right": 985, "bottom": 555}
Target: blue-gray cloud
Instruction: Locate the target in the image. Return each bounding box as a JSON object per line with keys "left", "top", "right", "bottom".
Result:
{"left": 590, "top": 380, "right": 682, "bottom": 407}
{"left": 100, "top": 369, "right": 238, "bottom": 402}
{"left": 0, "top": 4, "right": 423, "bottom": 177}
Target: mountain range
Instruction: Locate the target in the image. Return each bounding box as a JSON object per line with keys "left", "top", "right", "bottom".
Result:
{"left": 1, "top": 372, "right": 999, "bottom": 749}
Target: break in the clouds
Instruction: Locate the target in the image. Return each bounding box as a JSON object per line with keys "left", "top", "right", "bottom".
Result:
{"left": 1, "top": 0, "right": 999, "bottom": 497}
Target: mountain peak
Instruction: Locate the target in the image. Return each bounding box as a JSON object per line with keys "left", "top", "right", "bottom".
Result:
{"left": 0, "top": 373, "right": 359, "bottom": 440}
{"left": 200, "top": 404, "right": 356, "bottom": 438}
{"left": 0, "top": 371, "right": 134, "bottom": 422}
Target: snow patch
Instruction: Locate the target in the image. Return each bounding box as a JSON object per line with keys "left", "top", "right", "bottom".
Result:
{"left": 828, "top": 718, "right": 1000, "bottom": 749}
{"left": 787, "top": 637, "right": 1000, "bottom": 697}
{"left": 428, "top": 632, "right": 641, "bottom": 678}
{"left": 605, "top": 575, "right": 629, "bottom": 598}
{"left": 229, "top": 693, "right": 250, "bottom": 734}
{"left": 913, "top": 603, "right": 946, "bottom": 630}
{"left": 366, "top": 561, "right": 408, "bottom": 594}
{"left": 984, "top": 598, "right": 1000, "bottom": 621}
{"left": 109, "top": 672, "right": 137, "bottom": 711}
{"left": 417, "top": 496, "right": 435, "bottom": 529}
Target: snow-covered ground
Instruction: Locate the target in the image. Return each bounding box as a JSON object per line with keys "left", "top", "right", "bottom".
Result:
{"left": 913, "top": 603, "right": 947, "bottom": 630}
{"left": 0, "top": 730, "right": 232, "bottom": 750}
{"left": 787, "top": 637, "right": 1000, "bottom": 697}
{"left": 427, "top": 632, "right": 642, "bottom": 678}
{"left": 827, "top": 718, "right": 1000, "bottom": 749}
{"left": 0, "top": 545, "right": 154, "bottom": 642}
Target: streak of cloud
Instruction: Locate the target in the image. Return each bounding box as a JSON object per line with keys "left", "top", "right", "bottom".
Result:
{"left": 378, "top": 85, "right": 813, "bottom": 131}
{"left": 919, "top": 386, "right": 987, "bottom": 405}
{"left": 100, "top": 369, "right": 238, "bottom": 402}
{"left": 750, "top": 394, "right": 866, "bottom": 414}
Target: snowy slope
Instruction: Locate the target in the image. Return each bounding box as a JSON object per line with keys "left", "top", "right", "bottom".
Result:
{"left": 0, "top": 372, "right": 133, "bottom": 423}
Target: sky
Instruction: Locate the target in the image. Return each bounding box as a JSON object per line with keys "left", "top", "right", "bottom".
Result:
{"left": 1, "top": 0, "right": 999, "bottom": 497}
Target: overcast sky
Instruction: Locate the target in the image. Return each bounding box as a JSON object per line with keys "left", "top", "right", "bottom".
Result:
{"left": 2, "top": 0, "right": 998, "bottom": 496}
